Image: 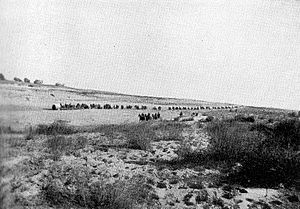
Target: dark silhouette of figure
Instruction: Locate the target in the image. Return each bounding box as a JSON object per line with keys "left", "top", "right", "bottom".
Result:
{"left": 139, "top": 113, "right": 146, "bottom": 121}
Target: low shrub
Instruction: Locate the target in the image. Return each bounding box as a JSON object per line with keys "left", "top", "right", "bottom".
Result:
{"left": 206, "top": 116, "right": 214, "bottom": 122}
{"left": 0, "top": 168, "right": 7, "bottom": 209}
{"left": 0, "top": 126, "right": 22, "bottom": 134}
{"left": 122, "top": 123, "right": 154, "bottom": 150}
{"left": 7, "top": 137, "right": 27, "bottom": 148}
{"left": 35, "top": 121, "right": 77, "bottom": 135}
{"left": 42, "top": 164, "right": 154, "bottom": 208}
{"left": 25, "top": 126, "right": 34, "bottom": 140}
{"left": 90, "top": 123, "right": 156, "bottom": 150}
{"left": 225, "top": 114, "right": 255, "bottom": 123}
{"left": 46, "top": 135, "right": 88, "bottom": 160}
{"left": 0, "top": 160, "right": 7, "bottom": 209}
{"left": 270, "top": 118, "right": 300, "bottom": 150}
{"left": 179, "top": 119, "right": 300, "bottom": 188}
{"left": 206, "top": 121, "right": 261, "bottom": 163}
{"left": 251, "top": 118, "right": 300, "bottom": 150}
{"left": 46, "top": 136, "right": 72, "bottom": 160}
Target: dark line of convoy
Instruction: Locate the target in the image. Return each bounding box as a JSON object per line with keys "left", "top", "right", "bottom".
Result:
{"left": 52, "top": 103, "right": 148, "bottom": 110}
{"left": 168, "top": 105, "right": 238, "bottom": 110}
{"left": 52, "top": 103, "right": 239, "bottom": 111}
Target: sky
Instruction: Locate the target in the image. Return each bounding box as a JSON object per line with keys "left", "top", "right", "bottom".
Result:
{"left": 0, "top": 0, "right": 299, "bottom": 110}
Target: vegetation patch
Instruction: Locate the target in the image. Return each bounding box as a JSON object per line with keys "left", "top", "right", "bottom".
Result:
{"left": 42, "top": 163, "right": 155, "bottom": 209}
{"left": 0, "top": 162, "right": 8, "bottom": 209}
{"left": 46, "top": 135, "right": 88, "bottom": 160}
{"left": 35, "top": 121, "right": 78, "bottom": 135}
{"left": 177, "top": 119, "right": 300, "bottom": 188}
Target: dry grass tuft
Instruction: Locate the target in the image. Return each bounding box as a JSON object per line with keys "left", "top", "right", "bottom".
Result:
{"left": 46, "top": 135, "right": 88, "bottom": 160}
{"left": 42, "top": 163, "right": 155, "bottom": 209}
{"left": 35, "top": 121, "right": 78, "bottom": 135}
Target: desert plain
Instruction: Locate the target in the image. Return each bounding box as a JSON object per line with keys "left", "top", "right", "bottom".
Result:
{"left": 0, "top": 80, "right": 299, "bottom": 209}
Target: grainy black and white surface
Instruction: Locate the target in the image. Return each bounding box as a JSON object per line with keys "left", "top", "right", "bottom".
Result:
{"left": 0, "top": 0, "right": 299, "bottom": 208}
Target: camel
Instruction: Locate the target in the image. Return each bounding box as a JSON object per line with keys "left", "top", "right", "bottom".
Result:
{"left": 14, "top": 77, "right": 22, "bottom": 82}
{"left": 34, "top": 80, "right": 43, "bottom": 84}
{"left": 24, "top": 78, "right": 30, "bottom": 83}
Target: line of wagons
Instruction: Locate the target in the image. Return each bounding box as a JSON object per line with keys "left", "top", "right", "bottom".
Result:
{"left": 52, "top": 103, "right": 155, "bottom": 111}
{"left": 168, "top": 105, "right": 238, "bottom": 110}
{"left": 52, "top": 103, "right": 239, "bottom": 111}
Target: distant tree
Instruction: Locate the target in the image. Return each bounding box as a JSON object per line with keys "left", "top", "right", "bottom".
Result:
{"left": 24, "top": 78, "right": 30, "bottom": 83}
{"left": 14, "top": 77, "right": 22, "bottom": 82}
{"left": 0, "top": 73, "right": 5, "bottom": 80}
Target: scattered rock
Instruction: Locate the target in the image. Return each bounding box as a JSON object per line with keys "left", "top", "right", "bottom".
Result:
{"left": 146, "top": 178, "right": 155, "bottom": 185}
{"left": 169, "top": 179, "right": 179, "bottom": 185}
{"left": 237, "top": 187, "right": 248, "bottom": 193}
{"left": 183, "top": 193, "right": 194, "bottom": 206}
{"left": 222, "top": 192, "right": 234, "bottom": 199}
{"left": 212, "top": 197, "right": 224, "bottom": 207}
{"left": 208, "top": 182, "right": 218, "bottom": 188}
{"left": 167, "top": 201, "right": 175, "bottom": 206}
{"left": 150, "top": 193, "right": 159, "bottom": 200}
{"left": 179, "top": 185, "right": 188, "bottom": 189}
{"left": 157, "top": 181, "right": 167, "bottom": 188}
{"left": 234, "top": 199, "right": 243, "bottom": 204}
{"left": 223, "top": 184, "right": 233, "bottom": 192}
{"left": 184, "top": 201, "right": 194, "bottom": 206}
{"left": 233, "top": 204, "right": 240, "bottom": 209}
{"left": 187, "top": 180, "right": 204, "bottom": 189}
{"left": 257, "top": 202, "right": 271, "bottom": 209}
{"left": 183, "top": 193, "right": 193, "bottom": 200}
{"left": 99, "top": 147, "right": 108, "bottom": 152}
{"left": 269, "top": 200, "right": 282, "bottom": 205}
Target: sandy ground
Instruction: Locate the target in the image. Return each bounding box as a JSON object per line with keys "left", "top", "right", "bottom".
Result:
{"left": 1, "top": 81, "right": 298, "bottom": 209}
{"left": 0, "top": 81, "right": 229, "bottom": 130}
{"left": 1, "top": 128, "right": 293, "bottom": 209}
